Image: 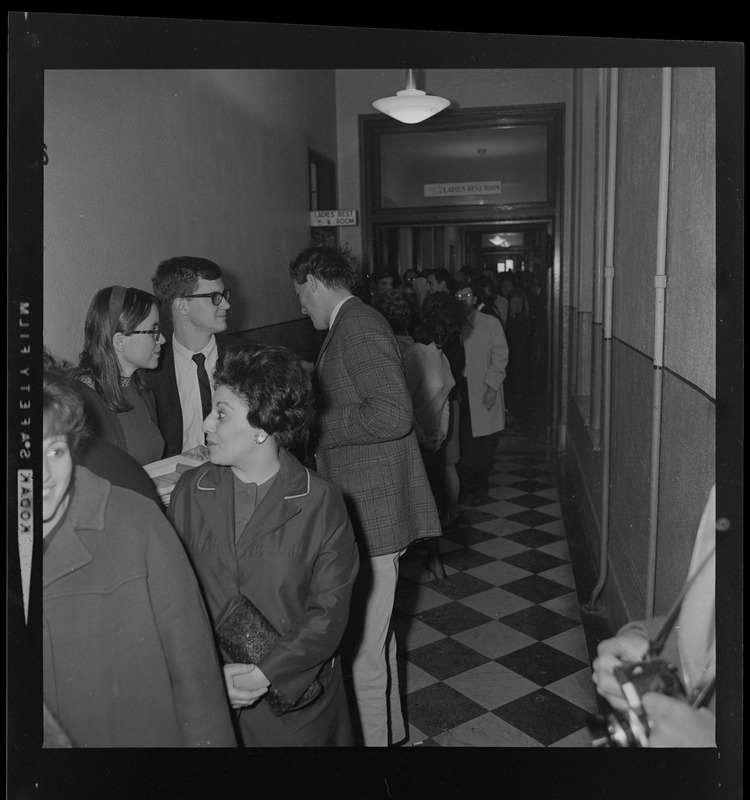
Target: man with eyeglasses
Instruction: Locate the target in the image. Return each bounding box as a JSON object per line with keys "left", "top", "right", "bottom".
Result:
{"left": 148, "top": 256, "right": 233, "bottom": 457}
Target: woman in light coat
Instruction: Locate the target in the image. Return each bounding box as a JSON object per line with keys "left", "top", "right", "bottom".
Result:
{"left": 42, "top": 365, "right": 235, "bottom": 747}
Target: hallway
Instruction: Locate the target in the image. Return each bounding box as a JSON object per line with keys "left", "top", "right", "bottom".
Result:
{"left": 394, "top": 388, "right": 601, "bottom": 747}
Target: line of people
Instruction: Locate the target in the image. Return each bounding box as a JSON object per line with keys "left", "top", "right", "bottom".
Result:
{"left": 42, "top": 247, "right": 440, "bottom": 748}
{"left": 40, "top": 246, "right": 714, "bottom": 750}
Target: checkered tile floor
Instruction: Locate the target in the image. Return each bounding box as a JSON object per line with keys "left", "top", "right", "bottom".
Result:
{"left": 394, "top": 398, "right": 599, "bottom": 747}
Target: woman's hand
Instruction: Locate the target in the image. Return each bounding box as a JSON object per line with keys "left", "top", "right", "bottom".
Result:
{"left": 223, "top": 663, "right": 270, "bottom": 709}
{"left": 483, "top": 386, "right": 498, "bottom": 411}
{"left": 591, "top": 632, "right": 650, "bottom": 711}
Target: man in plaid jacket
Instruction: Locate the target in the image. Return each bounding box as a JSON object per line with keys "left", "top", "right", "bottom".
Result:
{"left": 290, "top": 245, "right": 441, "bottom": 746}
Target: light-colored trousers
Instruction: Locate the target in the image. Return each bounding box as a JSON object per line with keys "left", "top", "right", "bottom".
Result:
{"left": 348, "top": 550, "right": 406, "bottom": 747}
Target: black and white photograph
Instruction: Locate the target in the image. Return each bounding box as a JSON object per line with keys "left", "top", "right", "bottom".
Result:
{"left": 7, "top": 14, "right": 742, "bottom": 799}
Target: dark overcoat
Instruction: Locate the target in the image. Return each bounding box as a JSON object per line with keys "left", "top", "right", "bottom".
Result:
{"left": 168, "top": 448, "right": 359, "bottom": 747}
{"left": 43, "top": 467, "right": 236, "bottom": 747}
{"left": 145, "top": 335, "right": 233, "bottom": 457}
{"left": 313, "top": 296, "right": 441, "bottom": 558}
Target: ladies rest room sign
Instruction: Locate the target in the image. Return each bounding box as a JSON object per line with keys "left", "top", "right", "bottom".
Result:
{"left": 310, "top": 210, "right": 358, "bottom": 227}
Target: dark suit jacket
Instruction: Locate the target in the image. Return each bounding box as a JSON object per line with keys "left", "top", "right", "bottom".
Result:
{"left": 145, "top": 335, "right": 231, "bottom": 457}
{"left": 313, "top": 296, "right": 441, "bottom": 558}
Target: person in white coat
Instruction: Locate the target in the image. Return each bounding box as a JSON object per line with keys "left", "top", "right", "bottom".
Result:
{"left": 455, "top": 284, "right": 509, "bottom": 504}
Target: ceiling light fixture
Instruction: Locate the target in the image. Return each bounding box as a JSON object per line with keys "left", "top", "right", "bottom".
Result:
{"left": 372, "top": 69, "right": 450, "bottom": 125}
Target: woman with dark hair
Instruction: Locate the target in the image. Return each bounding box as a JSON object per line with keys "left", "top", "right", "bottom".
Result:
{"left": 411, "top": 293, "right": 466, "bottom": 530}
{"left": 399, "top": 292, "right": 466, "bottom": 577}
{"left": 75, "top": 285, "right": 165, "bottom": 464}
{"left": 168, "top": 342, "right": 359, "bottom": 747}
{"left": 42, "top": 365, "right": 235, "bottom": 748}
{"left": 371, "top": 288, "right": 414, "bottom": 355}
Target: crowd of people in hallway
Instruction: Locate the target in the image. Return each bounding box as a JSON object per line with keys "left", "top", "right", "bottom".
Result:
{"left": 39, "top": 245, "right": 715, "bottom": 750}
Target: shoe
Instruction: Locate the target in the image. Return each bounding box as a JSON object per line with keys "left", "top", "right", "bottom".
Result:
{"left": 423, "top": 552, "right": 447, "bottom": 581}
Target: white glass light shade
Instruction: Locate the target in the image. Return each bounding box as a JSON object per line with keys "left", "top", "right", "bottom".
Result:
{"left": 372, "top": 88, "right": 450, "bottom": 124}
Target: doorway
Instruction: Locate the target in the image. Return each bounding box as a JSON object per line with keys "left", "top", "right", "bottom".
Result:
{"left": 360, "top": 104, "right": 563, "bottom": 449}
{"left": 373, "top": 219, "right": 554, "bottom": 279}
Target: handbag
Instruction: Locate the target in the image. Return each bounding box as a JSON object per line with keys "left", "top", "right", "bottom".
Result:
{"left": 215, "top": 594, "right": 323, "bottom": 716}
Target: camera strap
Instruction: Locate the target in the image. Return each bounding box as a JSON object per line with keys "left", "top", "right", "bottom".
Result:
{"left": 647, "top": 544, "right": 716, "bottom": 660}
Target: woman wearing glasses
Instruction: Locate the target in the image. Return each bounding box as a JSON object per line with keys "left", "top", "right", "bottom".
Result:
{"left": 75, "top": 285, "right": 166, "bottom": 465}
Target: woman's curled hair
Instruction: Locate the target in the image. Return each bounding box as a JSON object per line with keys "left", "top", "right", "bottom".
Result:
{"left": 213, "top": 342, "right": 312, "bottom": 449}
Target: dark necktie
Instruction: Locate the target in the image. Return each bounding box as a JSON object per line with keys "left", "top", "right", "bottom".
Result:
{"left": 192, "top": 353, "right": 212, "bottom": 420}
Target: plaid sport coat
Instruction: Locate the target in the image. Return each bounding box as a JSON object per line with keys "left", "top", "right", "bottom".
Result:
{"left": 312, "top": 296, "right": 441, "bottom": 558}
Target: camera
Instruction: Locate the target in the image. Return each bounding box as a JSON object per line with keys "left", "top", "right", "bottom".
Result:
{"left": 589, "top": 657, "right": 687, "bottom": 747}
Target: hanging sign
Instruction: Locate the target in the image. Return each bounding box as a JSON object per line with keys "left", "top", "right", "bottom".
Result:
{"left": 424, "top": 181, "right": 503, "bottom": 197}
{"left": 310, "top": 210, "right": 359, "bottom": 227}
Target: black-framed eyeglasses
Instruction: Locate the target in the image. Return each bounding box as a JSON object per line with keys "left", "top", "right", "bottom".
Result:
{"left": 182, "top": 289, "right": 231, "bottom": 306}
{"left": 125, "top": 324, "right": 161, "bottom": 341}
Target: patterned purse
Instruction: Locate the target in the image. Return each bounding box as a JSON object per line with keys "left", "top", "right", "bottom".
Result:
{"left": 215, "top": 594, "right": 323, "bottom": 716}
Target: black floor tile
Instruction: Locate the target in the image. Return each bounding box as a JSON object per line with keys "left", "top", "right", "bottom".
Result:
{"left": 423, "top": 572, "right": 496, "bottom": 600}
{"left": 492, "top": 689, "right": 592, "bottom": 746}
{"left": 505, "top": 493, "right": 555, "bottom": 509}
{"left": 502, "top": 574, "right": 572, "bottom": 603}
{"left": 457, "top": 508, "right": 497, "bottom": 525}
{"left": 507, "top": 479, "right": 556, "bottom": 493}
{"left": 504, "top": 528, "right": 563, "bottom": 548}
{"left": 495, "top": 641, "right": 588, "bottom": 686}
{"left": 405, "top": 637, "right": 491, "bottom": 681}
{"left": 442, "top": 527, "right": 496, "bottom": 547}
{"left": 440, "top": 547, "right": 497, "bottom": 572}
{"left": 508, "top": 467, "right": 550, "bottom": 479}
{"left": 414, "top": 600, "right": 494, "bottom": 637}
{"left": 502, "top": 549, "right": 567, "bottom": 574}
{"left": 505, "top": 508, "right": 561, "bottom": 527}
{"left": 499, "top": 605, "right": 581, "bottom": 639}
{"left": 405, "top": 682, "right": 488, "bottom": 738}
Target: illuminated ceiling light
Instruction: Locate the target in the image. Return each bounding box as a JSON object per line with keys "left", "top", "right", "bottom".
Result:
{"left": 490, "top": 235, "right": 510, "bottom": 247}
{"left": 372, "top": 69, "right": 450, "bottom": 125}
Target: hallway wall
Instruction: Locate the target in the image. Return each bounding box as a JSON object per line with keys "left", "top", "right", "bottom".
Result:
{"left": 42, "top": 63, "right": 717, "bottom": 630}
{"left": 565, "top": 68, "right": 716, "bottom": 628}
{"left": 43, "top": 69, "right": 337, "bottom": 362}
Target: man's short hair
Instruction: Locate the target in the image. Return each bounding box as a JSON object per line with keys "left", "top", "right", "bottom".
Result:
{"left": 151, "top": 256, "right": 223, "bottom": 319}
{"left": 429, "top": 268, "right": 456, "bottom": 293}
{"left": 289, "top": 245, "right": 360, "bottom": 290}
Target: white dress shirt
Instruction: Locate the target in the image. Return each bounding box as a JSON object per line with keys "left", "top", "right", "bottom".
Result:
{"left": 329, "top": 294, "right": 355, "bottom": 328}
{"left": 172, "top": 335, "right": 219, "bottom": 452}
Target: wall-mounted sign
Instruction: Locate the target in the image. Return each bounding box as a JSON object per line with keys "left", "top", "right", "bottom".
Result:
{"left": 310, "top": 210, "right": 358, "bottom": 227}
{"left": 424, "top": 181, "right": 502, "bottom": 198}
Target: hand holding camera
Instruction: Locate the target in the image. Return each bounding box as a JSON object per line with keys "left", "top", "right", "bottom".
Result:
{"left": 591, "top": 631, "right": 651, "bottom": 711}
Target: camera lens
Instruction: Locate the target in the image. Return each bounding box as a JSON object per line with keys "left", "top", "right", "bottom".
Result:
{"left": 589, "top": 710, "right": 649, "bottom": 748}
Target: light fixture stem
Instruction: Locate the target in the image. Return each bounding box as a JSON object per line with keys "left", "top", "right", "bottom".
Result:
{"left": 406, "top": 68, "right": 416, "bottom": 91}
